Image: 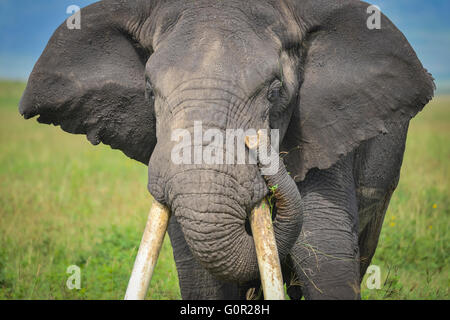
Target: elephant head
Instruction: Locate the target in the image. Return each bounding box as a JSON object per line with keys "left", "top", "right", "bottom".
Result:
{"left": 19, "top": 0, "right": 434, "bottom": 288}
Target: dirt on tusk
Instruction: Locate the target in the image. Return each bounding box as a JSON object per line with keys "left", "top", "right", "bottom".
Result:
{"left": 249, "top": 198, "right": 285, "bottom": 300}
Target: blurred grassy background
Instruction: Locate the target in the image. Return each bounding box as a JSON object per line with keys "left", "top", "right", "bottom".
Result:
{"left": 0, "top": 81, "right": 448, "bottom": 299}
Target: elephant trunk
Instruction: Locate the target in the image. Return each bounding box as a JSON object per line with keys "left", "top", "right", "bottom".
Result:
{"left": 265, "top": 157, "right": 303, "bottom": 261}
{"left": 170, "top": 170, "right": 260, "bottom": 282}
{"left": 146, "top": 88, "right": 303, "bottom": 283}
{"left": 248, "top": 130, "right": 304, "bottom": 262}
{"left": 168, "top": 156, "right": 302, "bottom": 283}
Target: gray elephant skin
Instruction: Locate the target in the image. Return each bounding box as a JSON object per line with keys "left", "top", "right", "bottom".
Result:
{"left": 19, "top": 0, "right": 434, "bottom": 300}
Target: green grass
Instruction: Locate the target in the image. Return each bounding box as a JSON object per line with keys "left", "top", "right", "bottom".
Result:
{"left": 0, "top": 81, "right": 448, "bottom": 300}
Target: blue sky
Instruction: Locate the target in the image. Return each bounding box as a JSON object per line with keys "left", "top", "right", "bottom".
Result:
{"left": 1, "top": 0, "right": 449, "bottom": 92}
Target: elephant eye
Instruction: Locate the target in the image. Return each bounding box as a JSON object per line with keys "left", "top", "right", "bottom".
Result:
{"left": 145, "top": 78, "right": 155, "bottom": 103}
{"left": 267, "top": 79, "right": 283, "bottom": 103}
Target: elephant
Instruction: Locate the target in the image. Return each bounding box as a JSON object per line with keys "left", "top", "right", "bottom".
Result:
{"left": 19, "top": 0, "right": 434, "bottom": 300}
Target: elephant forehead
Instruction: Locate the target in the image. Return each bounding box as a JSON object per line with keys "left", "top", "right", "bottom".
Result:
{"left": 152, "top": 0, "right": 286, "bottom": 41}
{"left": 147, "top": 39, "right": 281, "bottom": 102}
{"left": 143, "top": 0, "right": 307, "bottom": 100}
{"left": 148, "top": 46, "right": 279, "bottom": 96}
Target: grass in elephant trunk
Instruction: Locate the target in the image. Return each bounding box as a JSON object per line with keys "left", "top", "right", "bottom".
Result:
{"left": 0, "top": 80, "right": 448, "bottom": 299}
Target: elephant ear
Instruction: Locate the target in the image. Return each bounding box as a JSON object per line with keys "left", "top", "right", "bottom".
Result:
{"left": 281, "top": 0, "right": 435, "bottom": 181}
{"left": 19, "top": 0, "right": 157, "bottom": 164}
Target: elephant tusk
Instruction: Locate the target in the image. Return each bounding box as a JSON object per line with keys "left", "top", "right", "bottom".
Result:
{"left": 245, "top": 129, "right": 264, "bottom": 150}
{"left": 245, "top": 134, "right": 259, "bottom": 150}
{"left": 124, "top": 200, "right": 170, "bottom": 300}
{"left": 249, "top": 199, "right": 285, "bottom": 300}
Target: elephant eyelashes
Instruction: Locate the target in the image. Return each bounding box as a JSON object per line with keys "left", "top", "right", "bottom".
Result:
{"left": 267, "top": 79, "right": 283, "bottom": 103}
{"left": 145, "top": 78, "right": 155, "bottom": 103}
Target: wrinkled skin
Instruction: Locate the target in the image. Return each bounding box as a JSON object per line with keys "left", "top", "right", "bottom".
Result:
{"left": 19, "top": 0, "right": 434, "bottom": 299}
